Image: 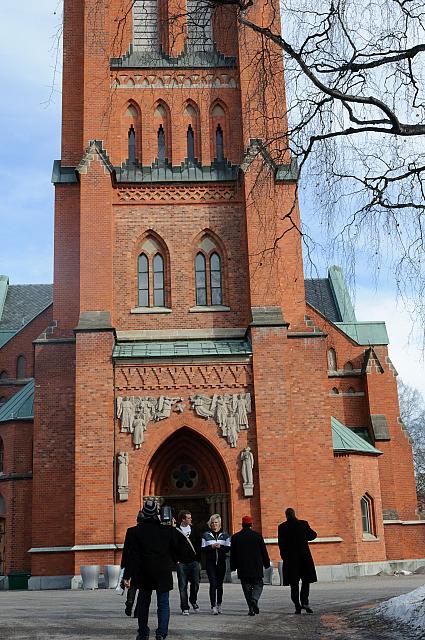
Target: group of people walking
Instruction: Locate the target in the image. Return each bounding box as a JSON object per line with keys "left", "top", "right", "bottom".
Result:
{"left": 121, "top": 501, "right": 317, "bottom": 640}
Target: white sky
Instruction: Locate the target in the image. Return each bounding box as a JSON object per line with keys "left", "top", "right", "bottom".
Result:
{"left": 0, "top": 1, "right": 424, "bottom": 398}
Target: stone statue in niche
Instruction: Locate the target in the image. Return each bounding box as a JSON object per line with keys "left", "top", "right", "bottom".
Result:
{"left": 190, "top": 393, "right": 252, "bottom": 448}
{"left": 240, "top": 446, "right": 254, "bottom": 497}
{"left": 116, "top": 396, "right": 184, "bottom": 447}
{"left": 117, "top": 451, "right": 129, "bottom": 501}
{"left": 116, "top": 397, "right": 136, "bottom": 433}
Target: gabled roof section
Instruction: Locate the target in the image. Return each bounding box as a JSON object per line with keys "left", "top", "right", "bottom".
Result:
{"left": 305, "top": 267, "right": 389, "bottom": 345}
{"left": 0, "top": 379, "right": 34, "bottom": 422}
{"left": 0, "top": 281, "right": 53, "bottom": 348}
{"left": 304, "top": 278, "right": 341, "bottom": 322}
{"left": 331, "top": 416, "right": 382, "bottom": 455}
{"left": 241, "top": 139, "right": 298, "bottom": 182}
{"left": 76, "top": 140, "right": 115, "bottom": 176}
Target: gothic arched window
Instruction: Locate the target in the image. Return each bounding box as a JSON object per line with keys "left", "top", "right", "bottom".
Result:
{"left": 153, "top": 254, "right": 165, "bottom": 307}
{"left": 215, "top": 125, "right": 224, "bottom": 163}
{"left": 128, "top": 125, "right": 136, "bottom": 163}
{"left": 195, "top": 253, "right": 207, "bottom": 306}
{"left": 194, "top": 236, "right": 225, "bottom": 307}
{"left": 210, "top": 252, "right": 222, "bottom": 305}
{"left": 361, "top": 494, "right": 375, "bottom": 535}
{"left": 137, "top": 236, "right": 168, "bottom": 308}
{"left": 16, "top": 356, "right": 26, "bottom": 380}
{"left": 158, "top": 125, "right": 165, "bottom": 165}
{"left": 187, "top": 125, "right": 195, "bottom": 163}
{"left": 138, "top": 254, "right": 149, "bottom": 307}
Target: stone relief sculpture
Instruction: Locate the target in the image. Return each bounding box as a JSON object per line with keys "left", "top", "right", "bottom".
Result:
{"left": 190, "top": 393, "right": 251, "bottom": 447}
{"left": 240, "top": 446, "right": 254, "bottom": 496}
{"left": 117, "top": 396, "right": 183, "bottom": 446}
{"left": 117, "top": 393, "right": 251, "bottom": 449}
{"left": 117, "top": 451, "right": 129, "bottom": 501}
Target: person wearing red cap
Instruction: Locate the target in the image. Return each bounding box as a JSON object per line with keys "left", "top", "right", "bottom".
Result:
{"left": 230, "top": 515, "right": 270, "bottom": 615}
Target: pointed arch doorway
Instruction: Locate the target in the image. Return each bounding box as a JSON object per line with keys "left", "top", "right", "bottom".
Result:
{"left": 143, "top": 428, "right": 230, "bottom": 534}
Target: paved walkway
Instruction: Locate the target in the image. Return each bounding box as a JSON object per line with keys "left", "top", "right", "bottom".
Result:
{"left": 0, "top": 575, "right": 424, "bottom": 640}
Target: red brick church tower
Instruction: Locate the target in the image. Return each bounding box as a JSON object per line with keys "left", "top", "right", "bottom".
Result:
{"left": 21, "top": 0, "right": 423, "bottom": 585}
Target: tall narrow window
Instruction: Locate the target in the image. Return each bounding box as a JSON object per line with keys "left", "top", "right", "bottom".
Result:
{"left": 138, "top": 254, "right": 149, "bottom": 307}
{"left": 187, "top": 125, "right": 195, "bottom": 163}
{"left": 210, "top": 253, "right": 222, "bottom": 305}
{"left": 195, "top": 253, "right": 207, "bottom": 305}
{"left": 153, "top": 254, "right": 165, "bottom": 307}
{"left": 128, "top": 125, "right": 136, "bottom": 163}
{"left": 327, "top": 348, "right": 337, "bottom": 371}
{"left": 16, "top": 356, "right": 26, "bottom": 380}
{"left": 158, "top": 125, "right": 165, "bottom": 164}
{"left": 216, "top": 125, "right": 224, "bottom": 162}
{"left": 361, "top": 494, "right": 374, "bottom": 535}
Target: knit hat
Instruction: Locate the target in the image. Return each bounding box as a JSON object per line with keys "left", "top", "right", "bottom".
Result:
{"left": 242, "top": 515, "right": 253, "bottom": 525}
{"left": 142, "top": 499, "right": 158, "bottom": 518}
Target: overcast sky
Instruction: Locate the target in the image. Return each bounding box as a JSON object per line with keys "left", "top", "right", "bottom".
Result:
{"left": 0, "top": 1, "right": 424, "bottom": 398}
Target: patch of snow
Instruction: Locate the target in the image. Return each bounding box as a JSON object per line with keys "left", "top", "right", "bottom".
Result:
{"left": 375, "top": 583, "right": 425, "bottom": 632}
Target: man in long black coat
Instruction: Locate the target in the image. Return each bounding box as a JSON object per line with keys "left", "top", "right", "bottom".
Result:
{"left": 121, "top": 510, "right": 144, "bottom": 616}
{"left": 123, "top": 499, "right": 180, "bottom": 640}
{"left": 230, "top": 515, "right": 270, "bottom": 615}
{"left": 278, "top": 507, "right": 317, "bottom": 614}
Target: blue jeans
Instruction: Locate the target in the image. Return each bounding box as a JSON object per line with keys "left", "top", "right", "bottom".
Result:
{"left": 176, "top": 561, "right": 200, "bottom": 610}
{"left": 137, "top": 589, "right": 170, "bottom": 639}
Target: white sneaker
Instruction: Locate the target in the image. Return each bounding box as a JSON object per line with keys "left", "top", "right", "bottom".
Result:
{"left": 182, "top": 610, "right": 190, "bottom": 616}
{"left": 217, "top": 604, "right": 222, "bottom": 614}
{"left": 211, "top": 606, "right": 219, "bottom": 615}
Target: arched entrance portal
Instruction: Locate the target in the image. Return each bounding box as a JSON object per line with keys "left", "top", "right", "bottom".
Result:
{"left": 143, "top": 428, "right": 230, "bottom": 534}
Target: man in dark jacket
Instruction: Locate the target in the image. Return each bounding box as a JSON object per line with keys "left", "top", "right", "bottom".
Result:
{"left": 278, "top": 507, "right": 317, "bottom": 614}
{"left": 175, "top": 510, "right": 202, "bottom": 615}
{"left": 123, "top": 499, "right": 180, "bottom": 640}
{"left": 121, "top": 510, "right": 143, "bottom": 616}
{"left": 230, "top": 515, "right": 270, "bottom": 615}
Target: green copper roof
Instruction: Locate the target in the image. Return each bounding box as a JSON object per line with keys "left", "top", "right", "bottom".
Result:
{"left": 334, "top": 321, "right": 389, "bottom": 345}
{"left": 113, "top": 339, "right": 252, "bottom": 359}
{"left": 0, "top": 379, "right": 34, "bottom": 422}
{"left": 328, "top": 266, "right": 356, "bottom": 322}
{"left": 331, "top": 416, "right": 382, "bottom": 455}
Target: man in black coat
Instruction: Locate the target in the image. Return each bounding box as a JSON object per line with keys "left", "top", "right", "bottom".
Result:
{"left": 123, "top": 499, "right": 180, "bottom": 640}
{"left": 278, "top": 507, "right": 317, "bottom": 614}
{"left": 121, "top": 510, "right": 143, "bottom": 616}
{"left": 230, "top": 515, "right": 270, "bottom": 615}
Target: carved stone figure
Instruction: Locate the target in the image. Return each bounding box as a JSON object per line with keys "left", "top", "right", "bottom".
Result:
{"left": 235, "top": 393, "right": 251, "bottom": 430}
{"left": 226, "top": 410, "right": 239, "bottom": 448}
{"left": 117, "top": 397, "right": 136, "bottom": 433}
{"left": 117, "top": 452, "right": 129, "bottom": 501}
{"left": 215, "top": 395, "right": 228, "bottom": 436}
{"left": 190, "top": 392, "right": 252, "bottom": 448}
{"left": 241, "top": 446, "right": 254, "bottom": 497}
{"left": 117, "top": 396, "right": 183, "bottom": 447}
{"left": 132, "top": 415, "right": 146, "bottom": 449}
{"left": 190, "top": 394, "right": 214, "bottom": 418}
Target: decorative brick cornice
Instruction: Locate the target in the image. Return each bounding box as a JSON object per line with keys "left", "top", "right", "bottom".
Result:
{"left": 115, "top": 184, "right": 240, "bottom": 204}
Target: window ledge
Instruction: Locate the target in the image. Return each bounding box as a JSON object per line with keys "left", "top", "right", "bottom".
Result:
{"left": 189, "top": 305, "right": 230, "bottom": 313}
{"left": 130, "top": 307, "right": 172, "bottom": 314}
{"left": 362, "top": 533, "right": 379, "bottom": 541}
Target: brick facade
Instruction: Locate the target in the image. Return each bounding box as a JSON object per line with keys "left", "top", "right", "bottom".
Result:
{"left": 0, "top": 0, "right": 423, "bottom": 581}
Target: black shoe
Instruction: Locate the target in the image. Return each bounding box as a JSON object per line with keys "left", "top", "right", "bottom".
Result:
{"left": 252, "top": 601, "right": 259, "bottom": 614}
{"left": 155, "top": 635, "right": 165, "bottom": 640}
{"left": 248, "top": 609, "right": 255, "bottom": 616}
{"left": 294, "top": 607, "right": 302, "bottom": 614}
{"left": 125, "top": 604, "right": 133, "bottom": 617}
{"left": 302, "top": 605, "right": 313, "bottom": 614}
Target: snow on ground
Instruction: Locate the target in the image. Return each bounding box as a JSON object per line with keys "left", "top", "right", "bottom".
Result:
{"left": 375, "top": 583, "right": 425, "bottom": 632}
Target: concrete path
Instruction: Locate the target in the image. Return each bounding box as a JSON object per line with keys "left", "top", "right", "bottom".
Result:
{"left": 0, "top": 575, "right": 424, "bottom": 640}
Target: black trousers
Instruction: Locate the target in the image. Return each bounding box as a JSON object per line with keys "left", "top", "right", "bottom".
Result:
{"left": 206, "top": 559, "right": 226, "bottom": 607}
{"left": 241, "top": 577, "right": 264, "bottom": 611}
{"left": 290, "top": 580, "right": 310, "bottom": 608}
